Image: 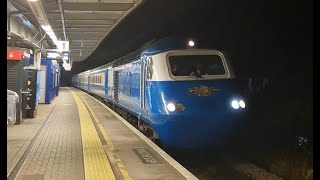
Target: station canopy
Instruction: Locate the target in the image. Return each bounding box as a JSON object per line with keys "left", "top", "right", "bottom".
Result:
{"left": 8, "top": 0, "right": 143, "bottom": 63}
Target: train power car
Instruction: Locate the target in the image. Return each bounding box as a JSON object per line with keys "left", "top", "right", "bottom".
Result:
{"left": 73, "top": 37, "right": 246, "bottom": 149}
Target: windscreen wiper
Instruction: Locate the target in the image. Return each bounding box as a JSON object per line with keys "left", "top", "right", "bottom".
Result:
{"left": 191, "top": 71, "right": 202, "bottom": 78}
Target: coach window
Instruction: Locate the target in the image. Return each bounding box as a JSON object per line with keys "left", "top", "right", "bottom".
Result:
{"left": 146, "top": 57, "right": 153, "bottom": 80}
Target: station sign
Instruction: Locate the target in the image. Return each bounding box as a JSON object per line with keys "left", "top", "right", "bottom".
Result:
{"left": 7, "top": 49, "right": 31, "bottom": 61}
{"left": 46, "top": 50, "right": 69, "bottom": 60}
{"left": 57, "top": 41, "right": 69, "bottom": 52}
{"left": 7, "top": 50, "right": 23, "bottom": 60}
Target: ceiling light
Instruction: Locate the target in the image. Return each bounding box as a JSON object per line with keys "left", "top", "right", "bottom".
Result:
{"left": 27, "top": 0, "right": 38, "bottom": 2}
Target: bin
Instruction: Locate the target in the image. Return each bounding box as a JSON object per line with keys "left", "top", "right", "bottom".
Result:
{"left": 7, "top": 90, "right": 19, "bottom": 125}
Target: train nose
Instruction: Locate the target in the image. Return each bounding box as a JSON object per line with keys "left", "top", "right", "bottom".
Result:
{"left": 156, "top": 112, "right": 246, "bottom": 149}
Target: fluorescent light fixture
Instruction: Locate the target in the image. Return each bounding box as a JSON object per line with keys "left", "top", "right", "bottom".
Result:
{"left": 41, "top": 25, "right": 60, "bottom": 48}
{"left": 27, "top": 0, "right": 38, "bottom": 2}
{"left": 47, "top": 52, "right": 59, "bottom": 58}
{"left": 41, "top": 25, "right": 51, "bottom": 31}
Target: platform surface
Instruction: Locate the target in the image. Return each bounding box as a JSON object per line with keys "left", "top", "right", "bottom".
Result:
{"left": 7, "top": 87, "right": 198, "bottom": 180}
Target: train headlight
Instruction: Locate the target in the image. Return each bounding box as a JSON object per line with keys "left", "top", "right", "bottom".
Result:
{"left": 239, "top": 100, "right": 246, "bottom": 108}
{"left": 231, "top": 99, "right": 246, "bottom": 109}
{"left": 231, "top": 100, "right": 240, "bottom": 109}
{"left": 188, "top": 40, "right": 195, "bottom": 47}
{"left": 167, "top": 103, "right": 176, "bottom": 112}
{"left": 176, "top": 103, "right": 185, "bottom": 112}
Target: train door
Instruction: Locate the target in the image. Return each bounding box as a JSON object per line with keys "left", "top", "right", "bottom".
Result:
{"left": 140, "top": 56, "right": 147, "bottom": 109}
{"left": 105, "top": 69, "right": 108, "bottom": 98}
{"left": 108, "top": 68, "right": 113, "bottom": 98}
{"left": 39, "top": 65, "right": 46, "bottom": 103}
{"left": 113, "top": 70, "right": 119, "bottom": 102}
{"left": 88, "top": 75, "right": 91, "bottom": 92}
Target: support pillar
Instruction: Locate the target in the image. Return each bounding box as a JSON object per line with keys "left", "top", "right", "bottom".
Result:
{"left": 33, "top": 49, "right": 41, "bottom": 70}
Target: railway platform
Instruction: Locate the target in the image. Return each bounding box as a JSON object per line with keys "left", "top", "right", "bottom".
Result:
{"left": 7, "top": 87, "right": 198, "bottom": 180}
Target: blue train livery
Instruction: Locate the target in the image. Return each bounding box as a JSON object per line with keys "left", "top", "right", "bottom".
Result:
{"left": 73, "top": 37, "right": 246, "bottom": 149}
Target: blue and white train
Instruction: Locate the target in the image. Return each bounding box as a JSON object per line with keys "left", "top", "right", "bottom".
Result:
{"left": 73, "top": 37, "right": 246, "bottom": 149}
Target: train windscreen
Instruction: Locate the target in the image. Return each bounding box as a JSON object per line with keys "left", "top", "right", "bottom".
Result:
{"left": 168, "top": 55, "right": 226, "bottom": 77}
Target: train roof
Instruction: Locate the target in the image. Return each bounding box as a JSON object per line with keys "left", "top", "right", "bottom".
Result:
{"left": 112, "top": 37, "right": 198, "bottom": 67}
{"left": 141, "top": 37, "right": 201, "bottom": 56}
{"left": 76, "top": 36, "right": 212, "bottom": 74}
{"left": 91, "top": 62, "right": 114, "bottom": 72}
{"left": 112, "top": 39, "right": 156, "bottom": 67}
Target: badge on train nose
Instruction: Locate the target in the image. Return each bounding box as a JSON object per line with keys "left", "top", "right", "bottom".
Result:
{"left": 188, "top": 85, "right": 220, "bottom": 96}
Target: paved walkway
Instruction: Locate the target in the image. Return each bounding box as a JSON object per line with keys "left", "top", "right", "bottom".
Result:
{"left": 7, "top": 98, "right": 57, "bottom": 176}
{"left": 8, "top": 89, "right": 85, "bottom": 180}
{"left": 7, "top": 87, "right": 197, "bottom": 180}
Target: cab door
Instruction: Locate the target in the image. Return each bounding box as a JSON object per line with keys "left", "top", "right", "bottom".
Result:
{"left": 140, "top": 56, "right": 147, "bottom": 109}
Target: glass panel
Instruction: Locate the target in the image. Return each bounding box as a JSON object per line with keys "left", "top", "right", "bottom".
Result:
{"left": 168, "top": 55, "right": 225, "bottom": 76}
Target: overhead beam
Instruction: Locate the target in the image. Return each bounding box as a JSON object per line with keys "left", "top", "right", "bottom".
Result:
{"left": 57, "top": 0, "right": 67, "bottom": 40}
{"left": 53, "top": 25, "right": 111, "bottom": 28}
{"left": 44, "top": 3, "right": 134, "bottom": 11}
{"left": 64, "top": 0, "right": 135, "bottom": 3}
{"left": 47, "top": 10, "right": 124, "bottom": 14}
{"left": 68, "top": 35, "right": 104, "bottom": 39}
{"left": 63, "top": 12, "right": 122, "bottom": 19}
{"left": 49, "top": 18, "right": 119, "bottom": 21}
{"left": 71, "top": 39, "right": 100, "bottom": 42}
{"left": 50, "top": 19, "right": 117, "bottom": 25}
{"left": 70, "top": 48, "right": 92, "bottom": 51}
{"left": 70, "top": 43, "right": 98, "bottom": 46}
{"left": 49, "top": 19, "right": 117, "bottom": 23}
{"left": 53, "top": 27, "right": 109, "bottom": 32}
{"left": 7, "top": 3, "right": 47, "bottom": 49}
{"left": 64, "top": 21, "right": 115, "bottom": 26}
{"left": 57, "top": 31, "right": 106, "bottom": 34}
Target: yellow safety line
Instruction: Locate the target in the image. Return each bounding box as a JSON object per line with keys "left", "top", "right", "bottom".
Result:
{"left": 74, "top": 90, "right": 132, "bottom": 180}
{"left": 71, "top": 91, "right": 116, "bottom": 180}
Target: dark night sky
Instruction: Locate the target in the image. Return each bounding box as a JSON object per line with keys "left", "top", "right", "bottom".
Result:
{"left": 70, "top": 0, "right": 312, "bottom": 72}
{"left": 65, "top": 0, "right": 312, "bottom": 95}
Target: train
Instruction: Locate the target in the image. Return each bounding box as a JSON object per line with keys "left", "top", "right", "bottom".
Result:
{"left": 72, "top": 37, "right": 246, "bottom": 149}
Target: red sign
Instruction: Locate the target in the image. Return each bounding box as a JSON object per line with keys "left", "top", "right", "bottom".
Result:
{"left": 7, "top": 50, "right": 24, "bottom": 61}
